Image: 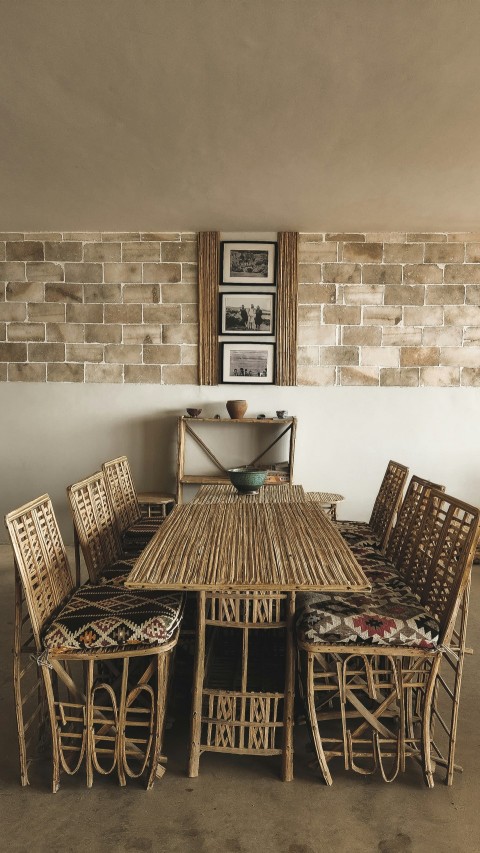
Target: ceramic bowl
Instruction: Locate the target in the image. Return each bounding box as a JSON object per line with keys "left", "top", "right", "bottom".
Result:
{"left": 186, "top": 408, "right": 202, "bottom": 418}
{"left": 227, "top": 467, "right": 268, "bottom": 495}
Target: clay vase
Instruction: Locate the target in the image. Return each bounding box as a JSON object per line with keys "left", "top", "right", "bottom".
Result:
{"left": 226, "top": 399, "right": 248, "bottom": 419}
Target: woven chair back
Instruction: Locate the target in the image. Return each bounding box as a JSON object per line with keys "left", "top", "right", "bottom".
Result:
{"left": 369, "top": 460, "right": 409, "bottom": 548}
{"left": 387, "top": 476, "right": 445, "bottom": 570}
{"left": 103, "top": 455, "right": 141, "bottom": 535}
{"left": 67, "top": 471, "right": 123, "bottom": 583}
{"left": 5, "top": 494, "right": 74, "bottom": 648}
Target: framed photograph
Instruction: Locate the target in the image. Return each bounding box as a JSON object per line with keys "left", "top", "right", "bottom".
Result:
{"left": 220, "top": 292, "right": 275, "bottom": 335}
{"left": 221, "top": 241, "right": 277, "bottom": 285}
{"left": 221, "top": 342, "right": 275, "bottom": 384}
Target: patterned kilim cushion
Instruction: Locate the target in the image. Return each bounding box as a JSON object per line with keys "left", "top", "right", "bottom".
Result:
{"left": 43, "top": 585, "right": 184, "bottom": 654}
{"left": 296, "top": 581, "right": 439, "bottom": 649}
{"left": 336, "top": 520, "right": 378, "bottom": 548}
{"left": 99, "top": 557, "right": 137, "bottom": 583}
{"left": 122, "top": 517, "right": 163, "bottom": 554}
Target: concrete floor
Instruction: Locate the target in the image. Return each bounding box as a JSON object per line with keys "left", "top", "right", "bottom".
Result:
{"left": 1, "top": 544, "right": 479, "bottom": 853}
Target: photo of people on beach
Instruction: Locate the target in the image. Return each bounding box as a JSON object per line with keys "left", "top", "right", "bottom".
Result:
{"left": 221, "top": 293, "right": 274, "bottom": 335}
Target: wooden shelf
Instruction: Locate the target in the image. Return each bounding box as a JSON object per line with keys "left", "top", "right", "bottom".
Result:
{"left": 180, "top": 416, "right": 292, "bottom": 424}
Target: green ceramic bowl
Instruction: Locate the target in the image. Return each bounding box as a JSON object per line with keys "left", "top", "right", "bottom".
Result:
{"left": 227, "top": 467, "right": 268, "bottom": 495}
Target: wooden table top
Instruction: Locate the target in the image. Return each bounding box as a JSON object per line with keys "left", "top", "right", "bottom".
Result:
{"left": 192, "top": 484, "right": 306, "bottom": 504}
{"left": 125, "top": 498, "right": 369, "bottom": 593}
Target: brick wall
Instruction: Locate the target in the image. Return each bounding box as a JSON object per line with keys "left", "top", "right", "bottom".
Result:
{"left": 0, "top": 231, "right": 479, "bottom": 386}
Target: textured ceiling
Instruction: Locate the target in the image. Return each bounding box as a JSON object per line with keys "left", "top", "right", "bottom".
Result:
{"left": 1, "top": 0, "right": 480, "bottom": 230}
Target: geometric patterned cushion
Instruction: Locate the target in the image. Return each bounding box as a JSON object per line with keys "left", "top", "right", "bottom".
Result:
{"left": 43, "top": 585, "right": 184, "bottom": 654}
{"left": 336, "top": 520, "right": 379, "bottom": 548}
{"left": 296, "top": 580, "right": 439, "bottom": 649}
{"left": 99, "top": 556, "right": 137, "bottom": 583}
{"left": 121, "top": 517, "right": 163, "bottom": 555}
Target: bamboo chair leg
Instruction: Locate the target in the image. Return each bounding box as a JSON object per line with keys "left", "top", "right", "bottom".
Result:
{"left": 446, "top": 584, "right": 470, "bottom": 785}
{"left": 13, "top": 568, "right": 29, "bottom": 787}
{"left": 282, "top": 591, "right": 295, "bottom": 782}
{"left": 147, "top": 652, "right": 170, "bottom": 789}
{"left": 85, "top": 659, "right": 94, "bottom": 789}
{"left": 306, "top": 652, "right": 333, "bottom": 785}
{"left": 188, "top": 592, "right": 206, "bottom": 778}
{"left": 421, "top": 658, "right": 442, "bottom": 789}
{"left": 42, "top": 669, "right": 61, "bottom": 794}
{"left": 117, "top": 658, "right": 129, "bottom": 787}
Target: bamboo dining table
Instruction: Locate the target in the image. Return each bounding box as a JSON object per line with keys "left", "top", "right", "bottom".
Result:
{"left": 125, "top": 483, "right": 368, "bottom": 781}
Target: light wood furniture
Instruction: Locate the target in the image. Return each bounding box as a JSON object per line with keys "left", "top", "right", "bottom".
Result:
{"left": 306, "top": 491, "right": 345, "bottom": 521}
{"left": 6, "top": 494, "right": 181, "bottom": 791}
{"left": 337, "top": 459, "right": 409, "bottom": 551}
{"left": 192, "top": 483, "right": 305, "bottom": 504}
{"left": 138, "top": 492, "right": 176, "bottom": 518}
{"left": 176, "top": 415, "right": 297, "bottom": 504}
{"left": 126, "top": 492, "right": 368, "bottom": 781}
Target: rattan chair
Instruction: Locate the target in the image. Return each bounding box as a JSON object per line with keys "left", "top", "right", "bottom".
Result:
{"left": 336, "top": 460, "right": 409, "bottom": 551}
{"left": 297, "top": 489, "right": 479, "bottom": 787}
{"left": 6, "top": 494, "right": 183, "bottom": 791}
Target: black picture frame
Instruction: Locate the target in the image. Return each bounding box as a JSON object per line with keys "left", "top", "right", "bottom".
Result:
{"left": 221, "top": 241, "right": 277, "bottom": 285}
{"left": 221, "top": 342, "right": 275, "bottom": 384}
{"left": 220, "top": 292, "right": 275, "bottom": 335}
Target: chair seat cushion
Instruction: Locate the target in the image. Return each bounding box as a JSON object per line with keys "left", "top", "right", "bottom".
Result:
{"left": 121, "top": 517, "right": 163, "bottom": 554}
{"left": 296, "top": 582, "right": 439, "bottom": 649}
{"left": 99, "top": 557, "right": 137, "bottom": 583}
{"left": 43, "top": 585, "right": 184, "bottom": 654}
{"left": 336, "top": 520, "right": 378, "bottom": 548}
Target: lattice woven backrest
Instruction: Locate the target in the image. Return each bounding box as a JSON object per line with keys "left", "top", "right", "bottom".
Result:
{"left": 103, "top": 456, "right": 141, "bottom": 535}
{"left": 369, "top": 460, "right": 409, "bottom": 548}
{"left": 5, "top": 494, "right": 74, "bottom": 647}
{"left": 67, "top": 471, "right": 123, "bottom": 583}
{"left": 387, "top": 476, "right": 445, "bottom": 570}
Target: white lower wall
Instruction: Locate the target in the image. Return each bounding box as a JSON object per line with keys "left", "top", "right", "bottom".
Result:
{"left": 1, "top": 383, "right": 479, "bottom": 544}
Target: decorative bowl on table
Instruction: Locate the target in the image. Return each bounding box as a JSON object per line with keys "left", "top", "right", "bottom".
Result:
{"left": 227, "top": 467, "right": 268, "bottom": 495}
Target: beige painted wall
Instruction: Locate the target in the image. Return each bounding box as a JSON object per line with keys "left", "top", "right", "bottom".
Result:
{"left": 2, "top": 1, "right": 480, "bottom": 230}
{"left": 1, "top": 383, "right": 479, "bottom": 543}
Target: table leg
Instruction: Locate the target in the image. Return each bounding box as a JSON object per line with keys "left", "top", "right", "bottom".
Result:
{"left": 188, "top": 591, "right": 206, "bottom": 777}
{"left": 282, "top": 590, "right": 295, "bottom": 782}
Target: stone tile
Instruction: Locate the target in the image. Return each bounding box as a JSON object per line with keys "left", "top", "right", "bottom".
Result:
{"left": 0, "top": 303, "right": 26, "bottom": 321}
{"left": 143, "top": 345, "right": 182, "bottom": 364}
{"left": 46, "top": 323, "right": 84, "bottom": 343}
{"left": 6, "top": 241, "right": 44, "bottom": 261}
{"left": 124, "top": 365, "right": 163, "bottom": 383}
{"left": 180, "top": 264, "right": 198, "bottom": 283}
{"left": 461, "top": 368, "right": 480, "bottom": 386}
{"left": 84, "top": 324, "right": 122, "bottom": 344}
{"left": 342, "top": 243, "right": 382, "bottom": 262}
{"left": 85, "top": 363, "right": 123, "bottom": 383}
{"left": 0, "top": 262, "right": 26, "bottom": 281}
{"left": 162, "top": 324, "right": 198, "bottom": 345}
{"left": 342, "top": 326, "right": 381, "bottom": 346}
{"left": 342, "top": 284, "right": 384, "bottom": 305}
{"left": 102, "top": 232, "right": 140, "bottom": 242}
{"left": 0, "top": 363, "right": 6, "bottom": 379}
{"left": 403, "top": 265, "right": 443, "bottom": 284}
{"left": 6, "top": 281, "right": 44, "bottom": 302}
{"left": 444, "top": 264, "right": 480, "bottom": 284}
{"left": 123, "top": 284, "right": 160, "bottom": 303}
{"left": 7, "top": 323, "right": 45, "bottom": 342}
{"left": 181, "top": 303, "right": 198, "bottom": 323}
{"left": 0, "top": 342, "right": 27, "bottom": 361}
{"left": 299, "top": 233, "right": 325, "bottom": 243}
{"left": 63, "top": 232, "right": 101, "bottom": 241}
{"left": 425, "top": 285, "right": 465, "bottom": 305}
{"left": 28, "top": 342, "right": 65, "bottom": 362}
{"left": 26, "top": 232, "right": 62, "bottom": 241}
{"left": 369, "top": 232, "right": 406, "bottom": 243}
{"left": 463, "top": 327, "right": 480, "bottom": 346}
{"left": 361, "top": 346, "right": 399, "bottom": 367}
{"left": 420, "top": 367, "right": 460, "bottom": 387}
{"left": 298, "top": 326, "right": 336, "bottom": 346}
{"left": 45, "top": 242, "right": 83, "bottom": 262}
{"left": 141, "top": 232, "right": 181, "bottom": 241}
{"left": 0, "top": 243, "right": 5, "bottom": 262}
{"left": 104, "top": 345, "right": 142, "bottom": 364}
{"left": 325, "top": 233, "right": 365, "bottom": 242}
{"left": 84, "top": 242, "right": 121, "bottom": 262}
{"left": 83, "top": 283, "right": 122, "bottom": 303}
{"left": 180, "top": 233, "right": 196, "bottom": 241}
{"left": 403, "top": 306, "right": 443, "bottom": 326}
{"left": 380, "top": 368, "right": 419, "bottom": 386}
{"left": 0, "top": 322, "right": 5, "bottom": 341}
{"left": 298, "top": 243, "right": 337, "bottom": 262}
{"left": 424, "top": 243, "right": 465, "bottom": 263}
{"left": 340, "top": 367, "right": 379, "bottom": 386}
{"left": 465, "top": 285, "right": 480, "bottom": 304}
{"left": 181, "top": 346, "right": 198, "bottom": 365}
{"left": 400, "top": 347, "right": 440, "bottom": 367}
{"left": 123, "top": 325, "right": 162, "bottom": 345}
{"left": 65, "top": 344, "right": 104, "bottom": 363}
{"left": 0, "top": 232, "right": 24, "bottom": 241}
{"left": 161, "top": 365, "right": 198, "bottom": 384}
{"left": 423, "top": 327, "right": 462, "bottom": 347}
{"left": 297, "top": 263, "right": 322, "bottom": 283}
{"left": 161, "top": 242, "right": 197, "bottom": 263}
{"left": 47, "top": 363, "right": 85, "bottom": 382}
{"left": 161, "top": 282, "right": 198, "bottom": 303}
{"left": 122, "top": 242, "right": 160, "bottom": 262}
{"left": 298, "top": 283, "right": 336, "bottom": 304}
{"left": 323, "top": 263, "right": 361, "bottom": 284}
{"left": 465, "top": 244, "right": 480, "bottom": 263}
{"left": 384, "top": 285, "right": 425, "bottom": 305}
{"left": 382, "top": 327, "right": 422, "bottom": 346}
{"left": 363, "top": 307, "right": 402, "bottom": 326}
{"left": 444, "top": 306, "right": 480, "bottom": 326}
{"left": 104, "top": 304, "right": 143, "bottom": 324}
{"left": 45, "top": 283, "right": 83, "bottom": 303}
{"left": 383, "top": 243, "right": 423, "bottom": 263}
{"left": 143, "top": 263, "right": 182, "bottom": 283}
{"left": 323, "top": 305, "right": 361, "bottom": 325}
{"left": 440, "top": 347, "right": 480, "bottom": 367}
{"left": 296, "top": 365, "right": 336, "bottom": 385}
{"left": 407, "top": 233, "right": 446, "bottom": 242}
{"left": 448, "top": 232, "right": 480, "bottom": 242}
{"left": 143, "top": 304, "right": 182, "bottom": 324}
{"left": 64, "top": 263, "right": 102, "bottom": 283}
{"left": 66, "top": 303, "right": 103, "bottom": 323}
{"left": 0, "top": 282, "right": 4, "bottom": 301}
{"left": 298, "top": 305, "right": 321, "bottom": 325}
{"left": 26, "top": 262, "right": 64, "bottom": 282}
{"left": 104, "top": 263, "right": 142, "bottom": 283}
{"left": 297, "top": 346, "right": 319, "bottom": 366}
{"left": 319, "top": 346, "right": 359, "bottom": 366}
{"left": 362, "top": 264, "right": 402, "bottom": 284}
{"left": 8, "top": 363, "right": 46, "bottom": 382}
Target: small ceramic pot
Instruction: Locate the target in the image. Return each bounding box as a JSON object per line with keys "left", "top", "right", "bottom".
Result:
{"left": 276, "top": 410, "right": 288, "bottom": 419}
{"left": 226, "top": 400, "right": 248, "bottom": 419}
{"left": 186, "top": 408, "right": 202, "bottom": 418}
